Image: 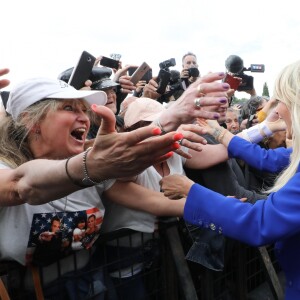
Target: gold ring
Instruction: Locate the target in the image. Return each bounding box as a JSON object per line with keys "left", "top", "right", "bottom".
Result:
{"left": 194, "top": 98, "right": 201, "bottom": 108}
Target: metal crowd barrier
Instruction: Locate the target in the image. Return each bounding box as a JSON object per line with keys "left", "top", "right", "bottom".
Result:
{"left": 0, "top": 219, "right": 284, "bottom": 300}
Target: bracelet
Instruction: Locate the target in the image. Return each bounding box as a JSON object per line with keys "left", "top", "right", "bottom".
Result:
{"left": 65, "top": 156, "right": 86, "bottom": 188}
{"left": 81, "top": 147, "right": 106, "bottom": 186}
{"left": 243, "top": 121, "right": 273, "bottom": 143}
{"left": 154, "top": 118, "right": 167, "bottom": 135}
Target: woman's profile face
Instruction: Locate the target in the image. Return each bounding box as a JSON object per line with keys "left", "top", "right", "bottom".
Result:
{"left": 35, "top": 99, "right": 90, "bottom": 159}
{"left": 276, "top": 101, "right": 292, "bottom": 139}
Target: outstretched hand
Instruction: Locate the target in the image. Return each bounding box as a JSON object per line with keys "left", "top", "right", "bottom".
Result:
{"left": 160, "top": 174, "right": 194, "bottom": 199}
{"left": 88, "top": 105, "right": 183, "bottom": 179}
{"left": 158, "top": 72, "right": 230, "bottom": 131}
{"left": 196, "top": 118, "right": 221, "bottom": 136}
{"left": 175, "top": 123, "right": 208, "bottom": 159}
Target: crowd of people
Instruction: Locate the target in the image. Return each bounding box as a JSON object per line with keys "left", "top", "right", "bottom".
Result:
{"left": 0, "top": 52, "right": 297, "bottom": 299}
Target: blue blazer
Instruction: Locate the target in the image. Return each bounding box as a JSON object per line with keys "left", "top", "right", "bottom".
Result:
{"left": 184, "top": 136, "right": 299, "bottom": 299}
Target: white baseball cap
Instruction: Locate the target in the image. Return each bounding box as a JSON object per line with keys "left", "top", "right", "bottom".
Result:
{"left": 6, "top": 77, "right": 107, "bottom": 120}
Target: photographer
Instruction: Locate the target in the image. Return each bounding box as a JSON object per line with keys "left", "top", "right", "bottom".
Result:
{"left": 181, "top": 52, "right": 200, "bottom": 86}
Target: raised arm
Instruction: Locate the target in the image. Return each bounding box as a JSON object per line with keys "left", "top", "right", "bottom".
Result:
{"left": 156, "top": 72, "right": 230, "bottom": 132}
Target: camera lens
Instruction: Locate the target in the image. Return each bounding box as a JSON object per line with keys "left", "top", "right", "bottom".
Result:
{"left": 188, "top": 68, "right": 199, "bottom": 77}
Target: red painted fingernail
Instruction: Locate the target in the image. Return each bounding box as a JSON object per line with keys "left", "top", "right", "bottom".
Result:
{"left": 173, "top": 133, "right": 183, "bottom": 140}
{"left": 165, "top": 151, "right": 174, "bottom": 158}
{"left": 172, "top": 142, "right": 181, "bottom": 150}
{"left": 152, "top": 127, "right": 161, "bottom": 135}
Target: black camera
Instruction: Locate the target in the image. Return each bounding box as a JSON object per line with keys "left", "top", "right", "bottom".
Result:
{"left": 188, "top": 67, "right": 200, "bottom": 78}
{"left": 159, "top": 58, "right": 176, "bottom": 71}
{"left": 166, "top": 70, "right": 184, "bottom": 97}
{"left": 225, "top": 55, "right": 265, "bottom": 91}
{"left": 157, "top": 70, "right": 185, "bottom": 104}
{"left": 156, "top": 58, "right": 177, "bottom": 96}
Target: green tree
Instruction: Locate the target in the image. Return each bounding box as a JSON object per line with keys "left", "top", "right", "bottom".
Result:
{"left": 262, "top": 82, "right": 270, "bottom": 97}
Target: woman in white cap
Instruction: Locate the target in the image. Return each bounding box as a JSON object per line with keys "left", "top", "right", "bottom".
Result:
{"left": 0, "top": 76, "right": 188, "bottom": 298}
{"left": 0, "top": 71, "right": 232, "bottom": 298}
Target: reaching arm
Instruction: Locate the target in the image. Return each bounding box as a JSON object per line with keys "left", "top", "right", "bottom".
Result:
{"left": 161, "top": 173, "right": 300, "bottom": 247}
{"left": 0, "top": 106, "right": 182, "bottom": 207}
{"left": 104, "top": 180, "right": 185, "bottom": 217}
{"left": 195, "top": 111, "right": 290, "bottom": 172}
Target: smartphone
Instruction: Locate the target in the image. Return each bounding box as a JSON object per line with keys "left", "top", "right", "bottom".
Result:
{"left": 100, "top": 56, "right": 120, "bottom": 69}
{"left": 224, "top": 73, "right": 241, "bottom": 90}
{"left": 156, "top": 69, "right": 171, "bottom": 95}
{"left": 128, "top": 67, "right": 152, "bottom": 83}
{"left": 68, "top": 51, "right": 96, "bottom": 89}
{"left": 142, "top": 68, "right": 153, "bottom": 83}
{"left": 130, "top": 62, "right": 151, "bottom": 85}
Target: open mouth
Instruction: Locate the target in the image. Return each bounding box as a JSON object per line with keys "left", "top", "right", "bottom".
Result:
{"left": 71, "top": 128, "right": 86, "bottom": 141}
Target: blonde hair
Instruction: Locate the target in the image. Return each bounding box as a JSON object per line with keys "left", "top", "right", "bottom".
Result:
{"left": 268, "top": 60, "right": 300, "bottom": 192}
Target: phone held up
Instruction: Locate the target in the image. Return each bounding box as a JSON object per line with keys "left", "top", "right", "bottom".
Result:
{"left": 223, "top": 73, "right": 241, "bottom": 91}
{"left": 100, "top": 56, "right": 120, "bottom": 70}
{"left": 68, "top": 51, "right": 96, "bottom": 90}
{"left": 129, "top": 62, "right": 151, "bottom": 85}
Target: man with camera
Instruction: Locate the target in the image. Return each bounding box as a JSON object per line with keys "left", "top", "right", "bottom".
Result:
{"left": 181, "top": 52, "right": 200, "bottom": 86}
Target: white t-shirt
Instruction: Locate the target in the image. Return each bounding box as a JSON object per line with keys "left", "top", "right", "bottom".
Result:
{"left": 101, "top": 150, "right": 187, "bottom": 239}
{"left": 0, "top": 161, "right": 114, "bottom": 284}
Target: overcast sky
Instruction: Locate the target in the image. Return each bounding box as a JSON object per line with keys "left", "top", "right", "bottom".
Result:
{"left": 1, "top": 0, "right": 300, "bottom": 98}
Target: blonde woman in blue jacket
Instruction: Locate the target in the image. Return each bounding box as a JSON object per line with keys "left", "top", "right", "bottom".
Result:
{"left": 160, "top": 60, "right": 300, "bottom": 300}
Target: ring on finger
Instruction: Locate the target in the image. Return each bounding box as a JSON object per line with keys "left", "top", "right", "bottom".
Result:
{"left": 194, "top": 98, "right": 201, "bottom": 108}
{"left": 178, "top": 138, "right": 184, "bottom": 146}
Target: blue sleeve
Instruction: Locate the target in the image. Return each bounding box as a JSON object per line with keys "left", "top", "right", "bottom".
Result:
{"left": 183, "top": 172, "right": 300, "bottom": 247}
{"left": 228, "top": 136, "right": 292, "bottom": 173}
